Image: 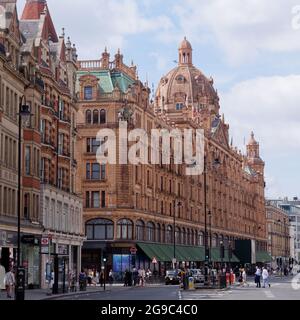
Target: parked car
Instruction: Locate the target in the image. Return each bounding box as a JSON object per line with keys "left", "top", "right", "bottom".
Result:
{"left": 189, "top": 269, "right": 205, "bottom": 285}
{"left": 165, "top": 270, "right": 181, "bottom": 285}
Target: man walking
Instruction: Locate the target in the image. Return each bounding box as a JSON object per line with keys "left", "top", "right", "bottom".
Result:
{"left": 255, "top": 266, "right": 261, "bottom": 288}
{"left": 262, "top": 267, "right": 271, "bottom": 288}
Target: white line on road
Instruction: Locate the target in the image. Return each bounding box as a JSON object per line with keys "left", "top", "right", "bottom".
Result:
{"left": 264, "top": 290, "right": 275, "bottom": 299}
{"left": 178, "top": 291, "right": 182, "bottom": 300}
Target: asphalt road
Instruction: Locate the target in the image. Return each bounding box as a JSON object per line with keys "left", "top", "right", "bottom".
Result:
{"left": 56, "top": 276, "right": 300, "bottom": 300}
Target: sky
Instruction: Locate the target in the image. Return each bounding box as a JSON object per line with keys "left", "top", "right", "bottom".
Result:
{"left": 16, "top": 0, "right": 300, "bottom": 199}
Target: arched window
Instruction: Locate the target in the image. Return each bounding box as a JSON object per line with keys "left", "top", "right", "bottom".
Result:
{"left": 136, "top": 219, "right": 145, "bottom": 241}
{"left": 175, "top": 227, "right": 181, "bottom": 244}
{"left": 146, "top": 222, "right": 155, "bottom": 242}
{"left": 86, "top": 219, "right": 114, "bottom": 240}
{"left": 212, "top": 234, "right": 217, "bottom": 248}
{"left": 167, "top": 225, "right": 173, "bottom": 244}
{"left": 182, "top": 228, "right": 186, "bottom": 245}
{"left": 187, "top": 229, "right": 191, "bottom": 245}
{"left": 100, "top": 109, "right": 106, "bottom": 124}
{"left": 161, "top": 224, "right": 166, "bottom": 243}
{"left": 224, "top": 236, "right": 229, "bottom": 248}
{"left": 191, "top": 229, "right": 195, "bottom": 246}
{"left": 93, "top": 110, "right": 99, "bottom": 124}
{"left": 156, "top": 223, "right": 161, "bottom": 243}
{"left": 86, "top": 110, "right": 92, "bottom": 124}
{"left": 117, "top": 219, "right": 133, "bottom": 240}
{"left": 198, "top": 231, "right": 204, "bottom": 246}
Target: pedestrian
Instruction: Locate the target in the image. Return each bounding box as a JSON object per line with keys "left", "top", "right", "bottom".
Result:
{"left": 242, "top": 268, "right": 249, "bottom": 287}
{"left": 108, "top": 269, "right": 114, "bottom": 286}
{"left": 124, "top": 269, "right": 129, "bottom": 287}
{"left": 132, "top": 268, "right": 138, "bottom": 286}
{"left": 139, "top": 268, "right": 146, "bottom": 287}
{"left": 255, "top": 266, "right": 261, "bottom": 288}
{"left": 4, "top": 268, "right": 15, "bottom": 298}
{"left": 79, "top": 269, "right": 87, "bottom": 291}
{"left": 262, "top": 267, "right": 270, "bottom": 288}
{"left": 99, "top": 271, "right": 104, "bottom": 287}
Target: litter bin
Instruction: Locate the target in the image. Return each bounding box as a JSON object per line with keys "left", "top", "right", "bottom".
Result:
{"left": 188, "top": 277, "right": 195, "bottom": 290}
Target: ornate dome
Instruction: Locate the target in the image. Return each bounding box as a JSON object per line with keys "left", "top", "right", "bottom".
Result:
{"left": 155, "top": 38, "right": 219, "bottom": 116}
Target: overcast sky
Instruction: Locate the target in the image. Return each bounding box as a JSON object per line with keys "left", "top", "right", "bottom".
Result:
{"left": 16, "top": 0, "right": 300, "bottom": 199}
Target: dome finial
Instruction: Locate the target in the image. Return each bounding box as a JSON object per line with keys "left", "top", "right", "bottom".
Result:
{"left": 178, "top": 37, "right": 192, "bottom": 65}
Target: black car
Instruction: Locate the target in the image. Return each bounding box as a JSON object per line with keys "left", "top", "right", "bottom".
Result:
{"left": 165, "top": 270, "right": 181, "bottom": 285}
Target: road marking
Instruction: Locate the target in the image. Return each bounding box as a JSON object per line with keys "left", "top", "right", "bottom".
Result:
{"left": 264, "top": 290, "right": 275, "bottom": 299}
{"left": 178, "top": 291, "right": 182, "bottom": 300}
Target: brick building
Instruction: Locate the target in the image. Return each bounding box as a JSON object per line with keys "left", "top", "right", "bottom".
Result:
{"left": 265, "top": 200, "right": 290, "bottom": 269}
{"left": 76, "top": 38, "right": 269, "bottom": 279}
{"left": 20, "top": 0, "right": 84, "bottom": 288}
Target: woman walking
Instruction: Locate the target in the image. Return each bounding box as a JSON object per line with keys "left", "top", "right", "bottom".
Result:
{"left": 262, "top": 267, "right": 271, "bottom": 288}
{"left": 4, "top": 268, "right": 15, "bottom": 298}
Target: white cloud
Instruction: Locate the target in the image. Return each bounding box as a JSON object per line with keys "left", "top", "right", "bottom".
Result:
{"left": 220, "top": 74, "right": 300, "bottom": 198}
{"left": 17, "top": 0, "right": 173, "bottom": 59}
{"left": 169, "top": 0, "right": 300, "bottom": 65}
{"left": 221, "top": 74, "right": 300, "bottom": 153}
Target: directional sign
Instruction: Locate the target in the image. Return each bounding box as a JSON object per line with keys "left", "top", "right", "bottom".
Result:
{"left": 130, "top": 247, "right": 137, "bottom": 255}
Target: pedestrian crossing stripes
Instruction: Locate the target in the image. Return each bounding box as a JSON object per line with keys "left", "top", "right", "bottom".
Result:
{"left": 180, "top": 290, "right": 232, "bottom": 300}
{"left": 264, "top": 290, "right": 275, "bottom": 299}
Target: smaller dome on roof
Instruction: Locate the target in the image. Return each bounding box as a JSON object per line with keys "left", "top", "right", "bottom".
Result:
{"left": 179, "top": 36, "right": 192, "bottom": 50}
{"left": 248, "top": 132, "right": 258, "bottom": 145}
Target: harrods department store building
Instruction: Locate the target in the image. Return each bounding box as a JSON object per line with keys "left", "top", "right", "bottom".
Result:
{"left": 76, "top": 38, "right": 269, "bottom": 278}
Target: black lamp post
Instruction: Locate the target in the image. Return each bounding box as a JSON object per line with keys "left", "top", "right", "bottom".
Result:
{"left": 220, "top": 241, "right": 225, "bottom": 273}
{"left": 15, "top": 96, "right": 31, "bottom": 301}
{"left": 173, "top": 201, "right": 182, "bottom": 269}
{"left": 203, "top": 156, "right": 220, "bottom": 285}
{"left": 103, "top": 257, "right": 107, "bottom": 291}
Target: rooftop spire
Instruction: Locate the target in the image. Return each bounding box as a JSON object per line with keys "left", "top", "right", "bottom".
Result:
{"left": 178, "top": 37, "right": 192, "bottom": 65}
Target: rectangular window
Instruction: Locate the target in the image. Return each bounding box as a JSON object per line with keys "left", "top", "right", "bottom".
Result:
{"left": 101, "top": 191, "right": 106, "bottom": 208}
{"left": 84, "top": 86, "right": 93, "bottom": 100}
{"left": 92, "top": 191, "right": 100, "bottom": 208}
{"left": 101, "top": 165, "right": 106, "bottom": 180}
{"left": 86, "top": 191, "right": 90, "bottom": 208}
{"left": 58, "top": 168, "right": 63, "bottom": 189}
{"left": 86, "top": 163, "right": 90, "bottom": 180}
{"left": 86, "top": 138, "right": 101, "bottom": 153}
{"left": 58, "top": 133, "right": 64, "bottom": 155}
{"left": 25, "top": 146, "right": 31, "bottom": 175}
{"left": 92, "top": 163, "right": 100, "bottom": 180}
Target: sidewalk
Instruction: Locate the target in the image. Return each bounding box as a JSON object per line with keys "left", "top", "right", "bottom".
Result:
{"left": 0, "top": 283, "right": 127, "bottom": 301}
{"left": 0, "top": 282, "right": 166, "bottom": 301}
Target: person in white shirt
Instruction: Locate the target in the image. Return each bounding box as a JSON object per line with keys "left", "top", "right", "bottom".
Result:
{"left": 262, "top": 267, "right": 270, "bottom": 288}
{"left": 4, "top": 269, "right": 15, "bottom": 298}
{"left": 255, "top": 266, "right": 261, "bottom": 288}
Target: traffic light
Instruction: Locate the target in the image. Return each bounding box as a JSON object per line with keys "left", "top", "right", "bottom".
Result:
{"left": 220, "top": 244, "right": 225, "bottom": 260}
{"left": 205, "top": 248, "right": 210, "bottom": 260}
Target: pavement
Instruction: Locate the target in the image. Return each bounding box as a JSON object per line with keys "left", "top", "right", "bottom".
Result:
{"left": 1, "top": 275, "right": 299, "bottom": 300}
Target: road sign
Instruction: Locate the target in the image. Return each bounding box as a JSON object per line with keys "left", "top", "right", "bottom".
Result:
{"left": 130, "top": 247, "right": 137, "bottom": 255}
{"left": 41, "top": 237, "right": 49, "bottom": 246}
{"left": 152, "top": 257, "right": 157, "bottom": 264}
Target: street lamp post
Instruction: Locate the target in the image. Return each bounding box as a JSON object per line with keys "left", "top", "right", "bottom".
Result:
{"left": 203, "top": 156, "right": 220, "bottom": 285}
{"left": 103, "top": 257, "right": 107, "bottom": 291}
{"left": 15, "top": 96, "right": 31, "bottom": 301}
{"left": 173, "top": 201, "right": 182, "bottom": 269}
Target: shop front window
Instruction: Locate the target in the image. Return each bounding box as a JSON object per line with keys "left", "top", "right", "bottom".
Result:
{"left": 117, "top": 219, "right": 133, "bottom": 240}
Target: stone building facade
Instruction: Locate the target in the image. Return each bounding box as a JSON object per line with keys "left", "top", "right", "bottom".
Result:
{"left": 265, "top": 201, "right": 290, "bottom": 269}
{"left": 20, "top": 0, "right": 84, "bottom": 288}
{"left": 76, "top": 39, "right": 268, "bottom": 278}
{"left": 0, "top": 0, "right": 44, "bottom": 288}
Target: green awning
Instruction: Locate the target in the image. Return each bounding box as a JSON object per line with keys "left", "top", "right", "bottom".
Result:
{"left": 256, "top": 251, "right": 272, "bottom": 263}
{"left": 210, "top": 248, "right": 239, "bottom": 263}
{"left": 137, "top": 243, "right": 205, "bottom": 262}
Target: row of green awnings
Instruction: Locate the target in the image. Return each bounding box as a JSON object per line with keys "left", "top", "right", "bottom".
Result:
{"left": 256, "top": 251, "right": 272, "bottom": 263}
{"left": 137, "top": 243, "right": 239, "bottom": 263}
